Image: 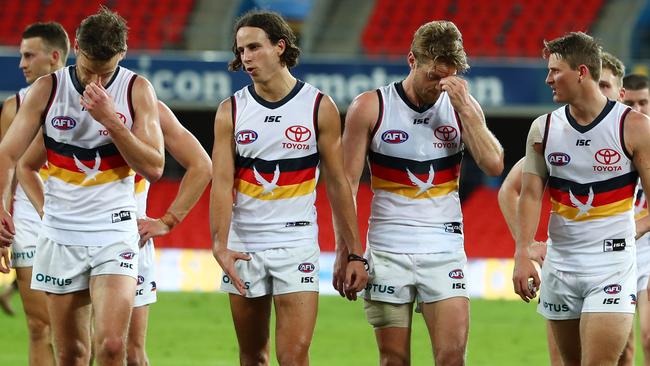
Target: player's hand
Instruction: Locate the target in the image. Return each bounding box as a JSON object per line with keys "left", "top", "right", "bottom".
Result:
{"left": 137, "top": 217, "right": 170, "bottom": 247}
{"left": 80, "top": 82, "right": 120, "bottom": 128}
{"left": 212, "top": 246, "right": 251, "bottom": 296}
{"left": 344, "top": 257, "right": 368, "bottom": 301}
{"left": 528, "top": 241, "right": 547, "bottom": 267}
{"left": 439, "top": 76, "right": 472, "bottom": 114}
{"left": 0, "top": 209, "right": 15, "bottom": 247}
{"left": 512, "top": 249, "right": 541, "bottom": 303}
{"left": 332, "top": 246, "right": 349, "bottom": 298}
{"left": 0, "top": 247, "right": 10, "bottom": 273}
{"left": 636, "top": 216, "right": 650, "bottom": 239}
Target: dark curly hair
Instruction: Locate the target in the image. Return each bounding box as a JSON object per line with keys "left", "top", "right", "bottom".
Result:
{"left": 228, "top": 10, "right": 300, "bottom": 71}
{"left": 76, "top": 6, "right": 128, "bottom": 61}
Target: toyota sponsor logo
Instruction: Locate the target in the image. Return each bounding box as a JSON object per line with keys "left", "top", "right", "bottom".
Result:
{"left": 448, "top": 269, "right": 464, "bottom": 279}
{"left": 603, "top": 284, "right": 622, "bottom": 295}
{"left": 298, "top": 262, "right": 315, "bottom": 273}
{"left": 594, "top": 149, "right": 621, "bottom": 165}
{"left": 434, "top": 125, "right": 458, "bottom": 141}
{"left": 116, "top": 112, "right": 127, "bottom": 124}
{"left": 547, "top": 152, "right": 571, "bottom": 166}
{"left": 381, "top": 130, "right": 408, "bottom": 144}
{"left": 236, "top": 130, "right": 258, "bottom": 144}
{"left": 51, "top": 116, "right": 77, "bottom": 130}
{"left": 285, "top": 125, "right": 312, "bottom": 142}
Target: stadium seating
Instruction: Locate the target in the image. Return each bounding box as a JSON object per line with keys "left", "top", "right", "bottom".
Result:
{"left": 0, "top": 0, "right": 195, "bottom": 50}
{"left": 362, "top": 0, "right": 604, "bottom": 58}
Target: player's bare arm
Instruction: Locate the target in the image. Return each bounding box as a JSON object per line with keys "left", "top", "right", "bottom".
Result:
{"left": 332, "top": 91, "right": 377, "bottom": 298}
{"left": 441, "top": 76, "right": 504, "bottom": 176}
{"left": 512, "top": 118, "right": 547, "bottom": 302}
{"left": 81, "top": 76, "right": 164, "bottom": 182}
{"left": 210, "top": 98, "right": 250, "bottom": 296}
{"left": 0, "top": 96, "right": 18, "bottom": 212}
{"left": 318, "top": 94, "right": 368, "bottom": 300}
{"left": 0, "top": 76, "right": 51, "bottom": 245}
{"left": 498, "top": 158, "right": 524, "bottom": 239}
{"left": 624, "top": 110, "right": 650, "bottom": 239}
{"left": 137, "top": 101, "right": 212, "bottom": 244}
{"left": 15, "top": 132, "right": 46, "bottom": 217}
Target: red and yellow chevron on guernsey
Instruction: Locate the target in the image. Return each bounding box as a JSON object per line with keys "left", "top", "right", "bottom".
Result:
{"left": 46, "top": 149, "right": 133, "bottom": 187}
{"left": 234, "top": 153, "right": 318, "bottom": 200}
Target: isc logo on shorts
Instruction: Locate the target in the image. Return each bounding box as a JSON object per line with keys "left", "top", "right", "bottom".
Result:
{"left": 298, "top": 262, "right": 315, "bottom": 273}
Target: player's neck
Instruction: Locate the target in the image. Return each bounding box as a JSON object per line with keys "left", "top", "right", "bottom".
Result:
{"left": 253, "top": 68, "right": 296, "bottom": 102}
{"left": 401, "top": 75, "right": 434, "bottom": 108}
{"left": 569, "top": 88, "right": 608, "bottom": 126}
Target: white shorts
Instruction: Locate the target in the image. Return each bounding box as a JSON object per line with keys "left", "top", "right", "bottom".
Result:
{"left": 11, "top": 218, "right": 40, "bottom": 268}
{"left": 31, "top": 233, "right": 139, "bottom": 294}
{"left": 363, "top": 248, "right": 469, "bottom": 304}
{"left": 134, "top": 239, "right": 157, "bottom": 307}
{"left": 537, "top": 260, "right": 637, "bottom": 320}
{"left": 220, "top": 245, "right": 319, "bottom": 298}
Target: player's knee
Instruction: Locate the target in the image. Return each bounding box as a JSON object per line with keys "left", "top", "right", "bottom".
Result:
{"left": 240, "top": 351, "right": 269, "bottom": 366}
{"left": 277, "top": 340, "right": 310, "bottom": 366}
{"left": 97, "top": 335, "right": 127, "bottom": 361}
{"left": 379, "top": 352, "right": 410, "bottom": 366}
{"left": 434, "top": 346, "right": 466, "bottom": 366}
{"left": 365, "top": 300, "right": 411, "bottom": 329}
{"left": 25, "top": 316, "right": 50, "bottom": 343}
{"left": 56, "top": 340, "right": 89, "bottom": 366}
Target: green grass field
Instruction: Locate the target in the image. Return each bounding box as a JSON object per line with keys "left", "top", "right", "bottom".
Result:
{"left": 0, "top": 292, "right": 645, "bottom": 365}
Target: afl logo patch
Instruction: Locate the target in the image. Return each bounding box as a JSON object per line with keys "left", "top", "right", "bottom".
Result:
{"left": 547, "top": 152, "right": 571, "bottom": 166}
{"left": 51, "top": 116, "right": 77, "bottom": 130}
{"left": 603, "top": 284, "right": 622, "bottom": 295}
{"left": 119, "top": 251, "right": 136, "bottom": 260}
{"left": 298, "top": 262, "right": 315, "bottom": 273}
{"left": 381, "top": 130, "right": 408, "bottom": 144}
{"left": 448, "top": 269, "right": 464, "bottom": 279}
{"left": 236, "top": 130, "right": 258, "bottom": 144}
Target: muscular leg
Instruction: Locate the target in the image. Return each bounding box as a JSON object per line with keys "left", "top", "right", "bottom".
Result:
{"left": 545, "top": 321, "right": 562, "bottom": 366}
{"left": 47, "top": 290, "right": 92, "bottom": 366}
{"left": 581, "top": 313, "right": 634, "bottom": 366}
{"left": 16, "top": 267, "right": 55, "bottom": 366}
{"left": 638, "top": 290, "right": 650, "bottom": 366}
{"left": 370, "top": 300, "right": 413, "bottom": 366}
{"left": 274, "top": 292, "right": 318, "bottom": 366}
{"left": 127, "top": 305, "right": 150, "bottom": 366}
{"left": 90, "top": 274, "right": 137, "bottom": 366}
{"left": 549, "top": 319, "right": 581, "bottom": 366}
{"left": 230, "top": 294, "right": 272, "bottom": 366}
{"left": 420, "top": 297, "right": 469, "bottom": 366}
{"left": 618, "top": 326, "right": 634, "bottom": 366}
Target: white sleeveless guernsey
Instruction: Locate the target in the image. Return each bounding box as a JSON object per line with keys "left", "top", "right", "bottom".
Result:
{"left": 13, "top": 86, "right": 47, "bottom": 223}
{"left": 229, "top": 80, "right": 321, "bottom": 252}
{"left": 543, "top": 100, "right": 637, "bottom": 273}
{"left": 368, "top": 82, "right": 464, "bottom": 254}
{"left": 42, "top": 66, "right": 138, "bottom": 246}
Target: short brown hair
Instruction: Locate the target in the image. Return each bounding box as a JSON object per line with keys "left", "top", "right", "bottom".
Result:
{"left": 76, "top": 6, "right": 128, "bottom": 61}
{"left": 229, "top": 10, "right": 300, "bottom": 71}
{"left": 623, "top": 74, "right": 649, "bottom": 91}
{"left": 601, "top": 52, "right": 625, "bottom": 87}
{"left": 410, "top": 21, "right": 469, "bottom": 73}
{"left": 23, "top": 22, "right": 70, "bottom": 63}
{"left": 543, "top": 32, "right": 602, "bottom": 81}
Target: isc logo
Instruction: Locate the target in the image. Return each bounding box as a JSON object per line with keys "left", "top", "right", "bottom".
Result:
{"left": 236, "top": 130, "right": 258, "bottom": 144}
{"left": 381, "top": 130, "right": 408, "bottom": 144}
{"left": 264, "top": 115, "right": 282, "bottom": 123}
{"left": 51, "top": 116, "right": 77, "bottom": 130}
{"left": 603, "top": 298, "right": 620, "bottom": 304}
{"left": 547, "top": 152, "right": 571, "bottom": 166}
{"left": 298, "top": 262, "right": 315, "bottom": 273}
{"left": 301, "top": 277, "right": 315, "bottom": 283}
{"left": 448, "top": 269, "right": 464, "bottom": 279}
{"left": 452, "top": 283, "right": 466, "bottom": 289}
